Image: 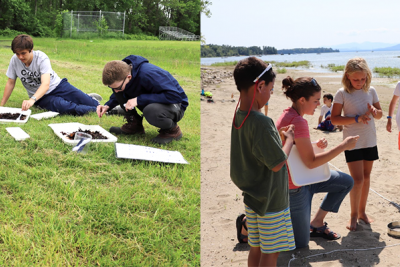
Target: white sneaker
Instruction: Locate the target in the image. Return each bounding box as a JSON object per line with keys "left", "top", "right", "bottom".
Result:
{"left": 88, "top": 93, "right": 103, "bottom": 103}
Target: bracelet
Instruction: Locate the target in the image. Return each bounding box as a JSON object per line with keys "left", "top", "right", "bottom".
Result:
{"left": 387, "top": 116, "right": 392, "bottom": 119}
{"left": 355, "top": 115, "right": 359, "bottom": 123}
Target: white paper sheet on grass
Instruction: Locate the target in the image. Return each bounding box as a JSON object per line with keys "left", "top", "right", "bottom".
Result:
{"left": 6, "top": 127, "right": 30, "bottom": 141}
{"left": 31, "top": 111, "right": 59, "bottom": 120}
{"left": 115, "top": 143, "right": 189, "bottom": 164}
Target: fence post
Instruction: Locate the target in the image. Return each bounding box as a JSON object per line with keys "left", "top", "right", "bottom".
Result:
{"left": 122, "top": 12, "right": 125, "bottom": 38}
{"left": 70, "top": 10, "right": 73, "bottom": 38}
{"left": 99, "top": 10, "right": 102, "bottom": 36}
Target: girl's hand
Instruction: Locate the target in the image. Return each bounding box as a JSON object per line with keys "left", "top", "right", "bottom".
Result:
{"left": 367, "top": 103, "right": 377, "bottom": 117}
{"left": 342, "top": 135, "right": 359, "bottom": 150}
{"left": 386, "top": 119, "right": 392, "bottom": 133}
{"left": 316, "top": 138, "right": 328, "bottom": 149}
{"left": 358, "top": 113, "right": 371, "bottom": 124}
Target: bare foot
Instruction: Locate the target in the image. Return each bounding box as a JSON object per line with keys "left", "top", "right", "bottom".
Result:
{"left": 347, "top": 217, "right": 358, "bottom": 231}
{"left": 358, "top": 213, "right": 373, "bottom": 224}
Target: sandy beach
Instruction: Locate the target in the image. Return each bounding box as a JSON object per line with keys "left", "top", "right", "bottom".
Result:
{"left": 201, "top": 66, "right": 400, "bottom": 266}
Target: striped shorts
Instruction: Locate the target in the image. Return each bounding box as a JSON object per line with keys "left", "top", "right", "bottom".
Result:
{"left": 245, "top": 205, "right": 295, "bottom": 254}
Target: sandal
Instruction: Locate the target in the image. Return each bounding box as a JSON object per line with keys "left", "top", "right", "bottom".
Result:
{"left": 310, "top": 222, "right": 341, "bottom": 240}
{"left": 236, "top": 214, "right": 248, "bottom": 243}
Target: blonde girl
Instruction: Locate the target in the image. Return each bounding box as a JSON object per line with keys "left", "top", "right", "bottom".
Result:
{"left": 331, "top": 58, "right": 382, "bottom": 231}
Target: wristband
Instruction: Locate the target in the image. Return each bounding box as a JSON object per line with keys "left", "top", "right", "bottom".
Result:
{"left": 355, "top": 115, "right": 359, "bottom": 123}
{"left": 387, "top": 116, "right": 392, "bottom": 119}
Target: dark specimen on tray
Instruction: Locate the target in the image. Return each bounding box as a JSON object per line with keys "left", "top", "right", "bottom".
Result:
{"left": 60, "top": 128, "right": 108, "bottom": 140}
{"left": 0, "top": 113, "right": 27, "bottom": 120}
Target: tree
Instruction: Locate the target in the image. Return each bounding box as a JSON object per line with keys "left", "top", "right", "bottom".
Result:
{"left": 201, "top": 0, "right": 211, "bottom": 17}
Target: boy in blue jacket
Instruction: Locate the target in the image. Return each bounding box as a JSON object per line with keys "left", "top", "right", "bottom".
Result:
{"left": 97, "top": 55, "right": 188, "bottom": 144}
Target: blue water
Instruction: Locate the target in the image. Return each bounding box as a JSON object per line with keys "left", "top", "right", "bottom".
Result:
{"left": 201, "top": 51, "right": 400, "bottom": 74}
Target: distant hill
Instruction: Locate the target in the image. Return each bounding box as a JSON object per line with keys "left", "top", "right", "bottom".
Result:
{"left": 331, "top": 42, "right": 398, "bottom": 52}
{"left": 375, "top": 44, "right": 400, "bottom": 51}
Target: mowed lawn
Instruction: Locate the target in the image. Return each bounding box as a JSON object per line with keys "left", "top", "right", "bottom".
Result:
{"left": 0, "top": 38, "right": 200, "bottom": 266}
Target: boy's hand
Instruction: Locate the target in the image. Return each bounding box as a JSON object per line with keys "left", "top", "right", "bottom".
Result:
{"left": 125, "top": 97, "right": 138, "bottom": 111}
{"left": 21, "top": 98, "right": 35, "bottom": 111}
{"left": 97, "top": 105, "right": 109, "bottom": 118}
{"left": 279, "top": 124, "right": 295, "bottom": 142}
{"left": 342, "top": 135, "right": 359, "bottom": 150}
{"left": 316, "top": 137, "right": 328, "bottom": 149}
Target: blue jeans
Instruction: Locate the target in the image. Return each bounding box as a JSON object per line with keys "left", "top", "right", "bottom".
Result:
{"left": 289, "top": 170, "right": 354, "bottom": 248}
{"left": 35, "top": 78, "right": 98, "bottom": 115}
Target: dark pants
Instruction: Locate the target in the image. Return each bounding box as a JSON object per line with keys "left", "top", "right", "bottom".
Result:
{"left": 114, "top": 92, "right": 184, "bottom": 129}
{"left": 36, "top": 78, "right": 98, "bottom": 115}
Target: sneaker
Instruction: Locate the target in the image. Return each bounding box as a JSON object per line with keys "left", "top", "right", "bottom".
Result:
{"left": 151, "top": 125, "right": 182, "bottom": 144}
{"left": 106, "top": 105, "right": 127, "bottom": 116}
{"left": 88, "top": 93, "right": 103, "bottom": 103}
{"left": 109, "top": 115, "right": 145, "bottom": 135}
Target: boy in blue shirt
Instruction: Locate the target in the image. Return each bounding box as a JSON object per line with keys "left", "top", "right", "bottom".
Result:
{"left": 230, "top": 57, "right": 296, "bottom": 266}
{"left": 97, "top": 56, "right": 188, "bottom": 144}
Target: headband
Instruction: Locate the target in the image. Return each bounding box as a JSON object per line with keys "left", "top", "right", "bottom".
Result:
{"left": 253, "top": 64, "right": 272, "bottom": 83}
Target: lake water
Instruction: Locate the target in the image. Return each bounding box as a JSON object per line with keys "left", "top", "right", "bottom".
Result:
{"left": 201, "top": 50, "right": 400, "bottom": 74}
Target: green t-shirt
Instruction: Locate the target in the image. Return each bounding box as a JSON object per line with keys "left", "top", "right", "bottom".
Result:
{"left": 230, "top": 110, "right": 289, "bottom": 216}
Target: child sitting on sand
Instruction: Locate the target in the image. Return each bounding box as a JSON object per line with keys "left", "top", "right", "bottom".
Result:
{"left": 316, "top": 93, "right": 343, "bottom": 131}
{"left": 230, "top": 57, "right": 295, "bottom": 266}
{"left": 331, "top": 57, "right": 383, "bottom": 231}
{"left": 386, "top": 81, "right": 400, "bottom": 150}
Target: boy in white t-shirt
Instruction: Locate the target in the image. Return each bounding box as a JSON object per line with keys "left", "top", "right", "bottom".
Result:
{"left": 386, "top": 81, "right": 400, "bottom": 149}
{"left": 1, "top": 34, "right": 102, "bottom": 115}
{"left": 316, "top": 93, "right": 343, "bottom": 131}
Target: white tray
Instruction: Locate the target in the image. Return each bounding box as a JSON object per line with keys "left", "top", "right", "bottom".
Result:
{"left": 287, "top": 143, "right": 330, "bottom": 186}
{"left": 31, "top": 111, "right": 59, "bottom": 120}
{"left": 0, "top": 107, "right": 31, "bottom": 124}
{"left": 48, "top": 122, "right": 118, "bottom": 145}
{"left": 6, "top": 127, "right": 30, "bottom": 141}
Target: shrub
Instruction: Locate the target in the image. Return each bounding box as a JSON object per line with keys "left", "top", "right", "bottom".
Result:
{"left": 327, "top": 64, "right": 345, "bottom": 72}
{"left": 0, "top": 28, "right": 26, "bottom": 37}
{"left": 276, "top": 67, "right": 287, "bottom": 74}
{"left": 373, "top": 67, "right": 400, "bottom": 78}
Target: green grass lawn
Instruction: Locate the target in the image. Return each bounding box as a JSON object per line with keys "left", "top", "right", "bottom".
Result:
{"left": 0, "top": 38, "right": 200, "bottom": 266}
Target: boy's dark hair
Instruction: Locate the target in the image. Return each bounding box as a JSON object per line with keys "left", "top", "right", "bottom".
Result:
{"left": 323, "top": 93, "right": 333, "bottom": 101}
{"left": 233, "top": 57, "right": 275, "bottom": 92}
{"left": 282, "top": 76, "right": 321, "bottom": 102}
{"left": 11, "top": 34, "right": 34, "bottom": 53}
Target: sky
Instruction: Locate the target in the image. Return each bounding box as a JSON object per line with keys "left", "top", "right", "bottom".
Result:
{"left": 201, "top": 0, "right": 400, "bottom": 49}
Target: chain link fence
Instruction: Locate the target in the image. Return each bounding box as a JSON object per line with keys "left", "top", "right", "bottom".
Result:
{"left": 62, "top": 11, "right": 125, "bottom": 38}
{"left": 159, "top": 26, "right": 199, "bottom": 41}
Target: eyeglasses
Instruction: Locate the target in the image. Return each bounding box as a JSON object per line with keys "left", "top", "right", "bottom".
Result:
{"left": 108, "top": 76, "right": 127, "bottom": 91}
{"left": 253, "top": 64, "right": 272, "bottom": 83}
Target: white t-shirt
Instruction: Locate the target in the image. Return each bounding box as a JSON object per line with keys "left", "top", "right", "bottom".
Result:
{"left": 320, "top": 104, "right": 332, "bottom": 119}
{"left": 6, "top": 50, "right": 61, "bottom": 97}
{"left": 393, "top": 82, "right": 400, "bottom": 131}
{"left": 334, "top": 87, "right": 379, "bottom": 150}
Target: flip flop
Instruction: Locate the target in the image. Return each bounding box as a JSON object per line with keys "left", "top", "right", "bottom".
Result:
{"left": 236, "top": 214, "right": 248, "bottom": 243}
{"left": 310, "top": 222, "right": 341, "bottom": 240}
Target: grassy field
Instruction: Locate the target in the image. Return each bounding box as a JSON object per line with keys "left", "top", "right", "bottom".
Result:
{"left": 0, "top": 38, "right": 200, "bottom": 266}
